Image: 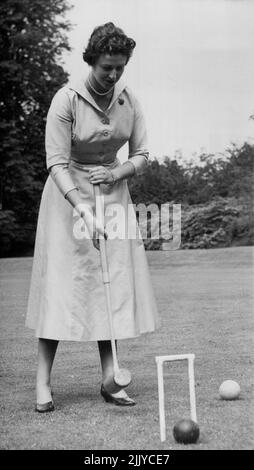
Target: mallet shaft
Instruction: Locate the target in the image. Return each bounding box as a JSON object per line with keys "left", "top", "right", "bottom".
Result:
{"left": 94, "top": 185, "right": 120, "bottom": 373}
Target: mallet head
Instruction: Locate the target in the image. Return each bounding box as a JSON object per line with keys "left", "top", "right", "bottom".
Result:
{"left": 114, "top": 368, "right": 132, "bottom": 388}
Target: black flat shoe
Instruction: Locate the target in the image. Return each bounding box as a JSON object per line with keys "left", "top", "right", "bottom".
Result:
{"left": 35, "top": 401, "right": 55, "bottom": 413}
{"left": 100, "top": 384, "right": 136, "bottom": 407}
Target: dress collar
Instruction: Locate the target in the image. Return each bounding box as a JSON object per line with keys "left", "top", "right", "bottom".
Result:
{"left": 68, "top": 76, "right": 127, "bottom": 113}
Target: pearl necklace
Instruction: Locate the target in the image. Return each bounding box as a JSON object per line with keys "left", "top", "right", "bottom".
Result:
{"left": 87, "top": 75, "right": 115, "bottom": 96}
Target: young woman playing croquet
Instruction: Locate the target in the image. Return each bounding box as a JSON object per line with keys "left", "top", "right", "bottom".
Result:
{"left": 26, "top": 22, "right": 159, "bottom": 412}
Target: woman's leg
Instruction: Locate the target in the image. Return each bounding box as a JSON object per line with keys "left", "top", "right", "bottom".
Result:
{"left": 97, "top": 340, "right": 135, "bottom": 403}
{"left": 36, "top": 338, "right": 58, "bottom": 404}
{"left": 97, "top": 340, "right": 121, "bottom": 393}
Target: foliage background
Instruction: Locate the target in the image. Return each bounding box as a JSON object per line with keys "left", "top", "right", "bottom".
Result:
{"left": 129, "top": 143, "right": 254, "bottom": 250}
{"left": 0, "top": 0, "right": 71, "bottom": 256}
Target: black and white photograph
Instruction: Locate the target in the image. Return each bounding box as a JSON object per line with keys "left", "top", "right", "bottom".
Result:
{"left": 0, "top": 0, "right": 253, "bottom": 455}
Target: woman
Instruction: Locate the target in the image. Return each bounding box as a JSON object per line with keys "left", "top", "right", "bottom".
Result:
{"left": 26, "top": 22, "right": 159, "bottom": 412}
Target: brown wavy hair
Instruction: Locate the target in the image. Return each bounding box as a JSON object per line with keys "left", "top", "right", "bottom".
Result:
{"left": 83, "top": 22, "right": 136, "bottom": 66}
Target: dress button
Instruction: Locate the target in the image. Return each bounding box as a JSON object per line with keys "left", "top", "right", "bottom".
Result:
{"left": 101, "top": 118, "right": 110, "bottom": 124}
{"left": 103, "top": 130, "right": 109, "bottom": 137}
{"left": 99, "top": 151, "right": 104, "bottom": 156}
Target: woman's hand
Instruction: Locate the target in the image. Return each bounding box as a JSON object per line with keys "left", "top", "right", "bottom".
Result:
{"left": 83, "top": 211, "right": 107, "bottom": 250}
{"left": 89, "top": 166, "right": 115, "bottom": 185}
{"left": 75, "top": 203, "right": 107, "bottom": 250}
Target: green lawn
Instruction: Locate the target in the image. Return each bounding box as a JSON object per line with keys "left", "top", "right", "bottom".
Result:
{"left": 0, "top": 247, "right": 253, "bottom": 450}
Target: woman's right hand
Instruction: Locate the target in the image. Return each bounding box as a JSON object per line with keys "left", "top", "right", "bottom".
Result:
{"left": 75, "top": 204, "right": 107, "bottom": 250}
{"left": 82, "top": 212, "right": 107, "bottom": 251}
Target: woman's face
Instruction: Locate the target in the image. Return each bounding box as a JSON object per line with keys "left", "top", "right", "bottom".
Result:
{"left": 92, "top": 53, "right": 127, "bottom": 90}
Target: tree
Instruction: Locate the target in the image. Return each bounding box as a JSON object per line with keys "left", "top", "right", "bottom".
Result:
{"left": 128, "top": 157, "right": 188, "bottom": 205}
{"left": 0, "top": 0, "right": 72, "bottom": 255}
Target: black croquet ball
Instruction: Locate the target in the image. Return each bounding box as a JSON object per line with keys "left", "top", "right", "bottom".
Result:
{"left": 173, "top": 419, "right": 200, "bottom": 444}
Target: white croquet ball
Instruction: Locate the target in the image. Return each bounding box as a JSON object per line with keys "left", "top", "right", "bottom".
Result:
{"left": 219, "top": 380, "right": 240, "bottom": 400}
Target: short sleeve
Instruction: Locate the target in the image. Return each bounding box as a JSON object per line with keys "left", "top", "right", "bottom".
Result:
{"left": 45, "top": 87, "right": 73, "bottom": 170}
{"left": 128, "top": 95, "right": 149, "bottom": 175}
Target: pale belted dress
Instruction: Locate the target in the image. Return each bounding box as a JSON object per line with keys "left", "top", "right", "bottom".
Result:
{"left": 26, "top": 77, "right": 159, "bottom": 341}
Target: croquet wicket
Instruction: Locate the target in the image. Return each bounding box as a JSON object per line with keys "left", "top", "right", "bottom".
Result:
{"left": 155, "top": 354, "right": 197, "bottom": 442}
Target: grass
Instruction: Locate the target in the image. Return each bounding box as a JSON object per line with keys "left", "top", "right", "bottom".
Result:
{"left": 0, "top": 247, "right": 253, "bottom": 450}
